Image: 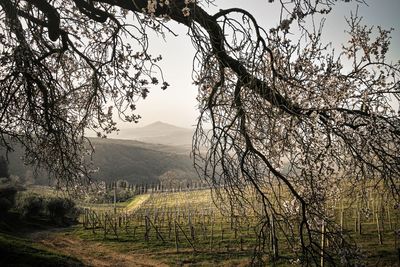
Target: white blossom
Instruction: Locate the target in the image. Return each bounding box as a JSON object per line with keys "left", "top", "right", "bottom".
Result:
{"left": 182, "top": 7, "right": 190, "bottom": 17}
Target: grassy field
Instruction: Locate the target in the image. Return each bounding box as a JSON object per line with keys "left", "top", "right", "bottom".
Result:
{"left": 73, "top": 189, "right": 399, "bottom": 266}
{"left": 69, "top": 225, "right": 258, "bottom": 266}
{"left": 0, "top": 210, "right": 84, "bottom": 267}
{"left": 0, "top": 231, "right": 84, "bottom": 267}
{"left": 4, "top": 186, "right": 397, "bottom": 266}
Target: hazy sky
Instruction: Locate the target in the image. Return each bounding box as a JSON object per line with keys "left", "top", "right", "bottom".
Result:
{"left": 116, "top": 0, "right": 400, "bottom": 129}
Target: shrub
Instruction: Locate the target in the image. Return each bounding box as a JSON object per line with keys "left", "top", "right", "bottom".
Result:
{"left": 17, "top": 193, "right": 45, "bottom": 218}
{"left": 0, "top": 185, "right": 17, "bottom": 215}
{"left": 46, "top": 197, "right": 79, "bottom": 224}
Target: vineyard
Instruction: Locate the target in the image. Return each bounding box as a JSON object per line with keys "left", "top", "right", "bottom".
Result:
{"left": 78, "top": 186, "right": 399, "bottom": 266}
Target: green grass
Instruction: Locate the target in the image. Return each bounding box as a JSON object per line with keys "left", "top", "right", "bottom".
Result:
{"left": 70, "top": 219, "right": 399, "bottom": 266}
{"left": 350, "top": 222, "right": 399, "bottom": 266}
{"left": 19, "top": 186, "right": 399, "bottom": 266}
{"left": 0, "top": 208, "right": 84, "bottom": 267}
{"left": 77, "top": 194, "right": 141, "bottom": 214}
{"left": 71, "top": 188, "right": 400, "bottom": 266}
{"left": 0, "top": 232, "right": 84, "bottom": 267}
{"left": 70, "top": 224, "right": 258, "bottom": 266}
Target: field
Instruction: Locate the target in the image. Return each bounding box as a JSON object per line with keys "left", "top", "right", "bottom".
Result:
{"left": 72, "top": 187, "right": 399, "bottom": 266}
{"left": 2, "top": 184, "right": 397, "bottom": 266}
{"left": 0, "top": 231, "right": 84, "bottom": 267}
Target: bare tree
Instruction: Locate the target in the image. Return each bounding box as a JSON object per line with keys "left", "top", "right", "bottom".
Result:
{"left": 0, "top": 0, "right": 399, "bottom": 264}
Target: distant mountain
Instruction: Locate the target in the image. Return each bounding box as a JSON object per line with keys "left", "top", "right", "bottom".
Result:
{"left": 1, "top": 137, "right": 199, "bottom": 185}
{"left": 108, "top": 121, "right": 194, "bottom": 147}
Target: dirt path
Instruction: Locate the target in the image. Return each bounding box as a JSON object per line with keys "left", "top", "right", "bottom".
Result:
{"left": 30, "top": 229, "right": 168, "bottom": 267}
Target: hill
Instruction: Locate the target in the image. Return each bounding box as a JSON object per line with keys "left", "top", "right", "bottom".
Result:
{"left": 1, "top": 137, "right": 198, "bottom": 185}
{"left": 88, "top": 137, "right": 197, "bottom": 184}
{"left": 106, "top": 121, "right": 194, "bottom": 147}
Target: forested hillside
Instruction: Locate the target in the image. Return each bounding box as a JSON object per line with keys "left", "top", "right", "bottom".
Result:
{"left": 89, "top": 138, "right": 197, "bottom": 184}
{"left": 1, "top": 138, "right": 198, "bottom": 185}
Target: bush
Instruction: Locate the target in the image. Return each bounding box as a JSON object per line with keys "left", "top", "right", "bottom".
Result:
{"left": 13, "top": 193, "right": 80, "bottom": 225}
{"left": 46, "top": 197, "right": 79, "bottom": 224}
{"left": 0, "top": 185, "right": 17, "bottom": 215}
{"left": 17, "top": 193, "right": 45, "bottom": 218}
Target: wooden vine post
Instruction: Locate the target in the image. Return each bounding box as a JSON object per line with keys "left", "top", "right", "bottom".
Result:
{"left": 376, "top": 212, "right": 383, "bottom": 245}
{"left": 210, "top": 212, "right": 214, "bottom": 251}
{"left": 321, "top": 220, "right": 326, "bottom": 267}
{"left": 271, "top": 214, "right": 278, "bottom": 260}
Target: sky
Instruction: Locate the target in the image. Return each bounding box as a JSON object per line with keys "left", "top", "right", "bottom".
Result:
{"left": 116, "top": 0, "right": 400, "bottom": 129}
